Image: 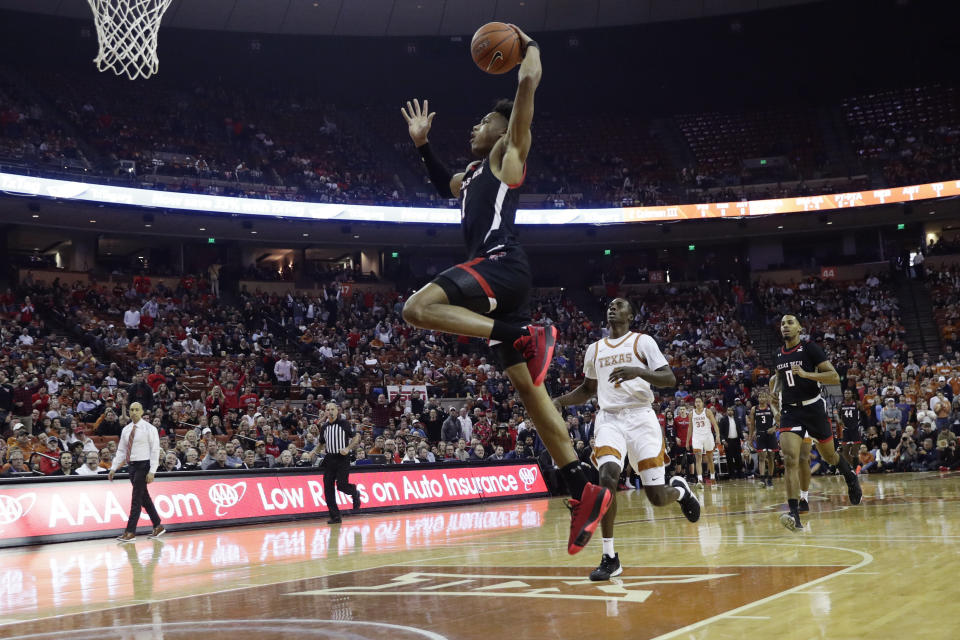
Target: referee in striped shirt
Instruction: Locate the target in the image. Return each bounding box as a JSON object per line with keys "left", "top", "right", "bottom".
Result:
{"left": 321, "top": 402, "right": 362, "bottom": 524}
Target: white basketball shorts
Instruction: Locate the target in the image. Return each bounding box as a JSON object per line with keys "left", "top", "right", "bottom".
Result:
{"left": 592, "top": 405, "right": 666, "bottom": 486}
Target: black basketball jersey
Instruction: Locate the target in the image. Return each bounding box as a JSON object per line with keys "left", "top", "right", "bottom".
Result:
{"left": 754, "top": 406, "right": 774, "bottom": 432}
{"left": 775, "top": 340, "right": 828, "bottom": 405}
{"left": 459, "top": 157, "right": 521, "bottom": 259}
{"left": 664, "top": 419, "right": 677, "bottom": 442}
{"left": 839, "top": 402, "right": 861, "bottom": 432}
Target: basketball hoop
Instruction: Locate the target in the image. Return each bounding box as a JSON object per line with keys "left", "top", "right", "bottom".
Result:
{"left": 87, "top": 0, "right": 173, "bottom": 80}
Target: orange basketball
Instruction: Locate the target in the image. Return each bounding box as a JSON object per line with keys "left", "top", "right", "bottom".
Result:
{"left": 470, "top": 22, "right": 521, "bottom": 75}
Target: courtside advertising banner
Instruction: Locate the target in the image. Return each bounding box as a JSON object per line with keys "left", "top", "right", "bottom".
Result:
{"left": 0, "top": 462, "right": 548, "bottom": 547}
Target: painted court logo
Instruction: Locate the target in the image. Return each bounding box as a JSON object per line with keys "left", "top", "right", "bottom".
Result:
{"left": 518, "top": 466, "right": 538, "bottom": 491}
{"left": 286, "top": 565, "right": 849, "bottom": 640}
{"left": 0, "top": 493, "right": 36, "bottom": 525}
{"left": 208, "top": 482, "right": 247, "bottom": 516}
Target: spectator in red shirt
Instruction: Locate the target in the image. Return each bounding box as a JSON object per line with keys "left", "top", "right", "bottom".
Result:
{"left": 238, "top": 385, "right": 259, "bottom": 410}
{"left": 146, "top": 365, "right": 167, "bottom": 392}
{"left": 491, "top": 424, "right": 516, "bottom": 451}
{"left": 263, "top": 434, "right": 281, "bottom": 458}
{"left": 221, "top": 381, "right": 240, "bottom": 412}
{"left": 37, "top": 437, "right": 62, "bottom": 474}
{"left": 32, "top": 389, "right": 50, "bottom": 414}
{"left": 19, "top": 296, "right": 35, "bottom": 324}
{"left": 134, "top": 273, "right": 152, "bottom": 295}
{"left": 369, "top": 393, "right": 400, "bottom": 437}
{"left": 12, "top": 377, "right": 40, "bottom": 423}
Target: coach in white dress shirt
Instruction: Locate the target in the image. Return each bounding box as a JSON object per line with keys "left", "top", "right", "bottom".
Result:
{"left": 109, "top": 402, "right": 165, "bottom": 542}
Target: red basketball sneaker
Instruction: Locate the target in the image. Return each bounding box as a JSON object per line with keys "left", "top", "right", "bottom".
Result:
{"left": 565, "top": 483, "right": 612, "bottom": 555}
{"left": 513, "top": 324, "right": 557, "bottom": 387}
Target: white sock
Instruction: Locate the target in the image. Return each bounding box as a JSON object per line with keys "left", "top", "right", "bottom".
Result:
{"left": 697, "top": 475, "right": 703, "bottom": 482}
{"left": 602, "top": 537, "right": 615, "bottom": 558}
{"left": 800, "top": 490, "right": 809, "bottom": 501}
{"left": 675, "top": 484, "right": 687, "bottom": 502}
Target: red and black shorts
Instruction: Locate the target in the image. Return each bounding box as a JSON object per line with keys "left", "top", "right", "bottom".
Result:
{"left": 779, "top": 398, "right": 833, "bottom": 443}
{"left": 670, "top": 443, "right": 687, "bottom": 463}
{"left": 756, "top": 431, "right": 780, "bottom": 451}
{"left": 433, "top": 245, "right": 531, "bottom": 368}
{"left": 842, "top": 428, "right": 861, "bottom": 444}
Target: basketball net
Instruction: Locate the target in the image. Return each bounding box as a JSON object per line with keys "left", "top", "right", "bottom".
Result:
{"left": 87, "top": 0, "right": 173, "bottom": 80}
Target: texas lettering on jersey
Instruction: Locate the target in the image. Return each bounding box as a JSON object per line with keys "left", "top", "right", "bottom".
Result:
{"left": 597, "top": 352, "right": 642, "bottom": 369}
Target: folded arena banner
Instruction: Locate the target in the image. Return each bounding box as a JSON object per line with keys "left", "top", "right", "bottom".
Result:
{"left": 0, "top": 462, "right": 549, "bottom": 547}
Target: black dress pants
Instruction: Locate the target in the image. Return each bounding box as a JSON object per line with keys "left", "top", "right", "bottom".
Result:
{"left": 725, "top": 438, "right": 744, "bottom": 478}
{"left": 126, "top": 460, "right": 161, "bottom": 533}
{"left": 323, "top": 454, "right": 357, "bottom": 519}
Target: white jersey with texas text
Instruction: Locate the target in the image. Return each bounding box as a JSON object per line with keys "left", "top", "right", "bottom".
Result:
{"left": 583, "top": 332, "right": 669, "bottom": 410}
{"left": 692, "top": 408, "right": 712, "bottom": 436}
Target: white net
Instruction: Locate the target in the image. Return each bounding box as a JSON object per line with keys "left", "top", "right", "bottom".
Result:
{"left": 87, "top": 0, "right": 174, "bottom": 80}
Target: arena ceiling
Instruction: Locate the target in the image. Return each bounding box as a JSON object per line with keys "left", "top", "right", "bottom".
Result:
{"left": 1, "top": 0, "right": 821, "bottom": 36}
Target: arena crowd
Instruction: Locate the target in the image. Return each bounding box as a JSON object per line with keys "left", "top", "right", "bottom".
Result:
{"left": 3, "top": 258, "right": 959, "bottom": 484}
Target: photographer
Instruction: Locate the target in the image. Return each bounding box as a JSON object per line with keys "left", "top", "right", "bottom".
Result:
{"left": 894, "top": 433, "right": 917, "bottom": 472}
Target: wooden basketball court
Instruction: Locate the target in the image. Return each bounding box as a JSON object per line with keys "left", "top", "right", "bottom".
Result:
{"left": 2, "top": 472, "right": 957, "bottom": 639}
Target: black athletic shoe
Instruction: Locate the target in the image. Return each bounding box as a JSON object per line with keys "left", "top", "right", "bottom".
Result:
{"left": 353, "top": 491, "right": 362, "bottom": 511}
{"left": 766, "top": 478, "right": 774, "bottom": 488}
{"left": 846, "top": 474, "right": 863, "bottom": 505}
{"left": 589, "top": 553, "right": 623, "bottom": 581}
{"left": 798, "top": 498, "right": 809, "bottom": 512}
{"left": 779, "top": 511, "right": 803, "bottom": 532}
{"left": 670, "top": 476, "right": 701, "bottom": 523}
{"left": 327, "top": 516, "right": 342, "bottom": 525}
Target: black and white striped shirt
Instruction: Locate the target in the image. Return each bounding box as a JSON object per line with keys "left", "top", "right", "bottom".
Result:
{"left": 322, "top": 418, "right": 354, "bottom": 455}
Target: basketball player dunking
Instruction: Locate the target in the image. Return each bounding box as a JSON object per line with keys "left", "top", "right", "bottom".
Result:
{"left": 770, "top": 314, "right": 862, "bottom": 531}
{"left": 748, "top": 390, "right": 778, "bottom": 488}
{"left": 553, "top": 298, "right": 700, "bottom": 580}
{"left": 400, "top": 25, "right": 610, "bottom": 554}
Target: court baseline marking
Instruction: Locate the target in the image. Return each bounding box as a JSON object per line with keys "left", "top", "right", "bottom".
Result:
{"left": 648, "top": 543, "right": 873, "bottom": 640}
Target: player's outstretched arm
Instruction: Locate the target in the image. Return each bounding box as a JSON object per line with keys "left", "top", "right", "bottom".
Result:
{"left": 401, "top": 98, "right": 465, "bottom": 197}
{"left": 500, "top": 25, "right": 541, "bottom": 185}
{"left": 553, "top": 377, "right": 598, "bottom": 413}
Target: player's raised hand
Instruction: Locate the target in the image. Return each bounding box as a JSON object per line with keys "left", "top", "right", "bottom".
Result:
{"left": 507, "top": 24, "right": 534, "bottom": 51}
{"left": 401, "top": 98, "right": 435, "bottom": 147}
